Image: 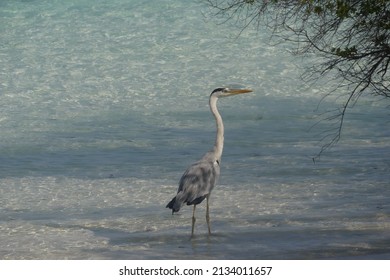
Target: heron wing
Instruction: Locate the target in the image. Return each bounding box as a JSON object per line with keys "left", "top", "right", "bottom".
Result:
{"left": 179, "top": 160, "right": 219, "bottom": 201}
{"left": 168, "top": 155, "right": 220, "bottom": 212}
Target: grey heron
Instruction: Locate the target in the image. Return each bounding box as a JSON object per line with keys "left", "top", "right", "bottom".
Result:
{"left": 166, "top": 87, "right": 253, "bottom": 237}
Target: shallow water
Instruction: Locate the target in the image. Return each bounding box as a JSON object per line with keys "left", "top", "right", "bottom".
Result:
{"left": 0, "top": 0, "right": 389, "bottom": 259}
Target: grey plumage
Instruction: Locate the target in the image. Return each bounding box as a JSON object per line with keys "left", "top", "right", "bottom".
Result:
{"left": 167, "top": 151, "right": 220, "bottom": 213}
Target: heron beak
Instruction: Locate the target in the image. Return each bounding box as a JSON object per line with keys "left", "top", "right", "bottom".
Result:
{"left": 226, "top": 88, "right": 253, "bottom": 95}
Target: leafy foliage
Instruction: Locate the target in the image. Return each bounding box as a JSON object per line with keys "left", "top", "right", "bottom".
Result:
{"left": 205, "top": 0, "right": 390, "bottom": 155}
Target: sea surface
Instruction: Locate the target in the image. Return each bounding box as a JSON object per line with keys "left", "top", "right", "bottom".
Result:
{"left": 0, "top": 0, "right": 389, "bottom": 259}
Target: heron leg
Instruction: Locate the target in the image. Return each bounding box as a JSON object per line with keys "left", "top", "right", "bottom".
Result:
{"left": 191, "top": 204, "right": 196, "bottom": 238}
{"left": 206, "top": 195, "right": 211, "bottom": 235}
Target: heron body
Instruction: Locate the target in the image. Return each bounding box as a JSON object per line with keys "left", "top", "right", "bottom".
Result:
{"left": 166, "top": 87, "right": 252, "bottom": 237}
{"left": 166, "top": 151, "right": 220, "bottom": 213}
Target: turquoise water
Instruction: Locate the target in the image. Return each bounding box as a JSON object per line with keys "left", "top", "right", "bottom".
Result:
{"left": 0, "top": 0, "right": 389, "bottom": 259}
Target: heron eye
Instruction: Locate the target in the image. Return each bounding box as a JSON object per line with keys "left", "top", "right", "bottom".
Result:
{"left": 211, "top": 87, "right": 225, "bottom": 94}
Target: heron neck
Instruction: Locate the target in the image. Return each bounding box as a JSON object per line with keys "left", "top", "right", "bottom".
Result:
{"left": 209, "top": 95, "right": 224, "bottom": 161}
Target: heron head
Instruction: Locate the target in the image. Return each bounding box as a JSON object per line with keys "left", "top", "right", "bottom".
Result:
{"left": 211, "top": 87, "right": 253, "bottom": 98}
